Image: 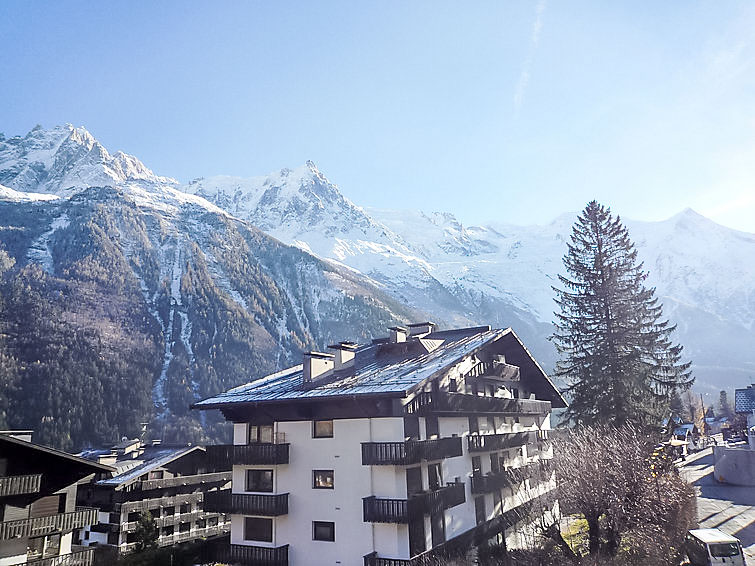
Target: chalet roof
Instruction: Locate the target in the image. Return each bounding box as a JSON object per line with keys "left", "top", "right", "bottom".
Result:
{"left": 92, "top": 445, "right": 203, "bottom": 489}
{"left": 194, "top": 326, "right": 567, "bottom": 410}
{"left": 735, "top": 385, "right": 755, "bottom": 414}
{"left": 0, "top": 433, "right": 114, "bottom": 495}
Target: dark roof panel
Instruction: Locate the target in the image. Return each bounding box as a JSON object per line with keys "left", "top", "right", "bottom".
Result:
{"left": 735, "top": 386, "right": 755, "bottom": 414}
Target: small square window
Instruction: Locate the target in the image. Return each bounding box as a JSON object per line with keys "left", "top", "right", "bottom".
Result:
{"left": 313, "top": 521, "right": 335, "bottom": 541}
{"left": 313, "top": 420, "right": 333, "bottom": 438}
{"left": 244, "top": 517, "right": 273, "bottom": 542}
{"left": 313, "top": 470, "right": 334, "bottom": 489}
{"left": 246, "top": 469, "right": 273, "bottom": 492}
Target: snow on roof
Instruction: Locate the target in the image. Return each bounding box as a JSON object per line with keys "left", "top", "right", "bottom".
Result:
{"left": 95, "top": 446, "right": 200, "bottom": 488}
{"left": 195, "top": 327, "right": 509, "bottom": 408}
{"left": 688, "top": 528, "right": 740, "bottom": 544}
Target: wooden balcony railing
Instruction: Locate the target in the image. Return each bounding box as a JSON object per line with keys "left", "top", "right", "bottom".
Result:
{"left": 0, "top": 507, "right": 98, "bottom": 540}
{"left": 204, "top": 490, "right": 288, "bottom": 516}
{"left": 464, "top": 361, "right": 520, "bottom": 381}
{"left": 467, "top": 431, "right": 537, "bottom": 452}
{"left": 120, "top": 491, "right": 204, "bottom": 513}
{"left": 206, "top": 541, "right": 289, "bottom": 566}
{"left": 140, "top": 470, "right": 232, "bottom": 491}
{"left": 0, "top": 473, "right": 42, "bottom": 498}
{"left": 26, "top": 547, "right": 95, "bottom": 566}
{"left": 206, "top": 444, "right": 290, "bottom": 466}
{"left": 362, "top": 436, "right": 462, "bottom": 466}
{"left": 404, "top": 392, "right": 550, "bottom": 417}
{"left": 363, "top": 482, "right": 465, "bottom": 523}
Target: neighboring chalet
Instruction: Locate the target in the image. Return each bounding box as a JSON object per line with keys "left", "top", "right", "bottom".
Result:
{"left": 77, "top": 439, "right": 231, "bottom": 554}
{"left": 0, "top": 431, "right": 112, "bottom": 566}
{"left": 193, "top": 323, "right": 567, "bottom": 566}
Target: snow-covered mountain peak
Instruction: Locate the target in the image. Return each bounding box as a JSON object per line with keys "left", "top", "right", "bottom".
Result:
{"left": 0, "top": 124, "right": 176, "bottom": 197}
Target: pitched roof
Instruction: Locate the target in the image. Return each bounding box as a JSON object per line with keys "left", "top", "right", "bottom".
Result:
{"left": 194, "top": 326, "right": 567, "bottom": 410}
{"left": 93, "top": 446, "right": 202, "bottom": 489}
{"left": 735, "top": 385, "right": 755, "bottom": 414}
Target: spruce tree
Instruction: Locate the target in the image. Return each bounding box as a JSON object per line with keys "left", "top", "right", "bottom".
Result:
{"left": 552, "top": 201, "right": 693, "bottom": 426}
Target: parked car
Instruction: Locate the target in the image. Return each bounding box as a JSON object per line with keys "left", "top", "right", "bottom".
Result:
{"left": 684, "top": 529, "right": 745, "bottom": 566}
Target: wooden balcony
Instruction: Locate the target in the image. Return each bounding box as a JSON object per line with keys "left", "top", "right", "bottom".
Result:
{"left": 0, "top": 507, "right": 98, "bottom": 540}
{"left": 362, "top": 482, "right": 466, "bottom": 523}
{"left": 206, "top": 444, "right": 290, "bottom": 466}
{"left": 207, "top": 541, "right": 289, "bottom": 566}
{"left": 404, "top": 391, "right": 551, "bottom": 417}
{"left": 361, "top": 436, "right": 462, "bottom": 466}
{"left": 467, "top": 431, "right": 537, "bottom": 452}
{"left": 204, "top": 490, "right": 288, "bottom": 516}
{"left": 120, "top": 491, "right": 204, "bottom": 513}
{"left": 464, "top": 360, "right": 520, "bottom": 381}
{"left": 471, "top": 470, "right": 512, "bottom": 494}
{"left": 140, "top": 470, "right": 232, "bottom": 491}
{"left": 26, "top": 547, "right": 95, "bottom": 566}
{"left": 0, "top": 473, "right": 42, "bottom": 498}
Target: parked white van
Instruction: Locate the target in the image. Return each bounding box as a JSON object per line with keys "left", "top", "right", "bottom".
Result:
{"left": 684, "top": 529, "right": 745, "bottom": 566}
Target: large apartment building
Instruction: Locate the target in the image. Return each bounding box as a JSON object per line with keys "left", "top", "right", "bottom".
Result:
{"left": 194, "top": 323, "right": 566, "bottom": 566}
{"left": 77, "top": 439, "right": 231, "bottom": 554}
{"left": 0, "top": 432, "right": 112, "bottom": 566}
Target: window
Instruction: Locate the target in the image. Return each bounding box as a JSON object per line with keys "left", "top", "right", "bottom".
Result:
{"left": 246, "top": 469, "right": 273, "bottom": 492}
{"left": 313, "top": 521, "right": 335, "bottom": 541}
{"left": 472, "top": 456, "right": 482, "bottom": 476}
{"left": 404, "top": 416, "right": 420, "bottom": 440}
{"left": 148, "top": 470, "right": 164, "bottom": 480}
{"left": 512, "top": 388, "right": 519, "bottom": 399}
{"left": 313, "top": 469, "right": 334, "bottom": 489}
{"left": 428, "top": 463, "right": 442, "bottom": 491}
{"left": 406, "top": 467, "right": 423, "bottom": 495}
{"left": 448, "top": 378, "right": 457, "bottom": 392}
{"left": 425, "top": 416, "right": 439, "bottom": 439}
{"left": 490, "top": 453, "right": 500, "bottom": 474}
{"left": 468, "top": 416, "right": 479, "bottom": 435}
{"left": 249, "top": 424, "right": 274, "bottom": 444}
{"left": 486, "top": 416, "right": 496, "bottom": 432}
{"left": 26, "top": 533, "right": 60, "bottom": 560}
{"left": 313, "top": 420, "right": 334, "bottom": 438}
{"left": 244, "top": 517, "right": 273, "bottom": 542}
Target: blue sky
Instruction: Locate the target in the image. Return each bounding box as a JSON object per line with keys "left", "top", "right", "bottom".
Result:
{"left": 2, "top": 1, "right": 754, "bottom": 231}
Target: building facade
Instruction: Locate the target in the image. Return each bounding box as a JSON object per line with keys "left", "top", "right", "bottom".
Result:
{"left": 195, "top": 323, "right": 566, "bottom": 566}
{"left": 0, "top": 432, "right": 111, "bottom": 566}
{"left": 77, "top": 440, "right": 231, "bottom": 554}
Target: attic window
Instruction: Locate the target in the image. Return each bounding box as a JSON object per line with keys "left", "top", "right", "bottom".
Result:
{"left": 313, "top": 420, "right": 333, "bottom": 438}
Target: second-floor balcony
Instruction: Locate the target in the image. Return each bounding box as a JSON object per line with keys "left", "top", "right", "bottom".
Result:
{"left": 467, "top": 431, "right": 537, "bottom": 452}
{"left": 362, "top": 436, "right": 462, "bottom": 466}
{"left": 362, "top": 482, "right": 466, "bottom": 524}
{"left": 0, "top": 507, "right": 98, "bottom": 540}
{"left": 139, "top": 470, "right": 232, "bottom": 491}
{"left": 204, "top": 490, "right": 289, "bottom": 516}
{"left": 204, "top": 540, "right": 289, "bottom": 566}
{"left": 404, "top": 391, "right": 551, "bottom": 417}
{"left": 0, "top": 473, "right": 42, "bottom": 498}
{"left": 206, "top": 443, "right": 290, "bottom": 467}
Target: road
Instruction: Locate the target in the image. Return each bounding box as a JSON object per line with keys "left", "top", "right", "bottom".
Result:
{"left": 679, "top": 447, "right": 755, "bottom": 565}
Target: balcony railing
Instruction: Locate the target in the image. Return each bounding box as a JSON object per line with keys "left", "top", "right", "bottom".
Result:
{"left": 206, "top": 444, "right": 290, "bottom": 467}
{"left": 0, "top": 473, "right": 42, "bottom": 498}
{"left": 464, "top": 361, "right": 520, "bottom": 381}
{"left": 207, "top": 542, "right": 289, "bottom": 566}
{"left": 204, "top": 490, "right": 288, "bottom": 516}
{"left": 471, "top": 470, "right": 512, "bottom": 494}
{"left": 363, "top": 482, "right": 465, "bottom": 523}
{"left": 120, "top": 492, "right": 204, "bottom": 513}
{"left": 26, "top": 547, "right": 95, "bottom": 566}
{"left": 362, "top": 437, "right": 462, "bottom": 466}
{"left": 467, "top": 431, "right": 537, "bottom": 452}
{"left": 140, "top": 470, "right": 232, "bottom": 491}
{"left": 0, "top": 507, "right": 98, "bottom": 540}
{"left": 404, "top": 392, "right": 550, "bottom": 416}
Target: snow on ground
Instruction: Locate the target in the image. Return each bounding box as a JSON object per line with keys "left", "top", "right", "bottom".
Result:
{"left": 26, "top": 213, "right": 70, "bottom": 273}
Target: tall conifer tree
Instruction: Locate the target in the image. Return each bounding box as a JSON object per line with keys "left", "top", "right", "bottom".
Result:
{"left": 552, "top": 201, "right": 693, "bottom": 426}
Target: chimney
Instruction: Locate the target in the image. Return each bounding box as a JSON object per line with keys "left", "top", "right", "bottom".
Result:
{"left": 303, "top": 351, "right": 335, "bottom": 384}
{"left": 328, "top": 341, "right": 358, "bottom": 370}
{"left": 407, "top": 322, "right": 437, "bottom": 338}
{"left": 388, "top": 326, "right": 409, "bottom": 343}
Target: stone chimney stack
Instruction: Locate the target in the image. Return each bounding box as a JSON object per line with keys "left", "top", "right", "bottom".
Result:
{"left": 328, "top": 341, "right": 358, "bottom": 370}
{"left": 302, "top": 351, "right": 335, "bottom": 384}
{"left": 388, "top": 326, "right": 409, "bottom": 343}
